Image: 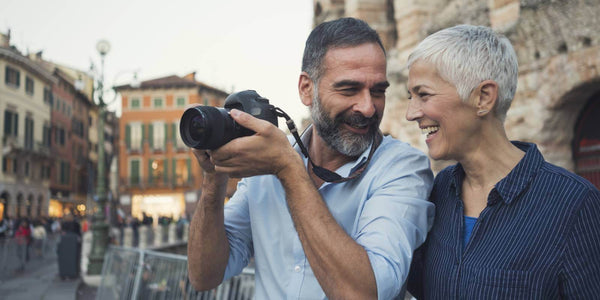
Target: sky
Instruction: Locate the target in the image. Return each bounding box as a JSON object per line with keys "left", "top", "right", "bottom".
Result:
{"left": 1, "top": 0, "right": 314, "bottom": 126}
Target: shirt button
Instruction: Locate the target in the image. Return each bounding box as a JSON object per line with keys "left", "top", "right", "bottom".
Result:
{"left": 294, "top": 265, "right": 301, "bottom": 273}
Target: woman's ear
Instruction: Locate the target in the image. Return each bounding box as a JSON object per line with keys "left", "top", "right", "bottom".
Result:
{"left": 475, "top": 80, "right": 499, "bottom": 116}
{"left": 298, "top": 72, "right": 314, "bottom": 107}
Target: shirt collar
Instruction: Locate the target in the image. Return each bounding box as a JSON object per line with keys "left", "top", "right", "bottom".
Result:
{"left": 495, "top": 142, "right": 544, "bottom": 205}
{"left": 449, "top": 142, "right": 544, "bottom": 205}
{"left": 293, "top": 124, "right": 373, "bottom": 178}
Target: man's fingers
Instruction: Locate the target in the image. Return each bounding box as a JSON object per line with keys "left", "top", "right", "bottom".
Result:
{"left": 229, "top": 109, "right": 272, "bottom": 133}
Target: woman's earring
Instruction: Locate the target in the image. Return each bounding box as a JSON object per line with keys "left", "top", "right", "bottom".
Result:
{"left": 477, "top": 109, "right": 489, "bottom": 116}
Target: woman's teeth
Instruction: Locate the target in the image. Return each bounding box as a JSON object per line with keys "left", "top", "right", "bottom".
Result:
{"left": 421, "top": 126, "right": 439, "bottom": 136}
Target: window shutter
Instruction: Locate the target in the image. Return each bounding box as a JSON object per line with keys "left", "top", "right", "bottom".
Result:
{"left": 172, "top": 123, "right": 177, "bottom": 147}
{"left": 131, "top": 160, "right": 139, "bottom": 185}
{"left": 141, "top": 124, "right": 146, "bottom": 149}
{"left": 14, "top": 112, "right": 18, "bottom": 136}
{"left": 148, "top": 124, "right": 154, "bottom": 149}
{"left": 4, "top": 111, "right": 11, "bottom": 136}
{"left": 163, "top": 159, "right": 168, "bottom": 184}
{"left": 125, "top": 124, "right": 131, "bottom": 149}
{"left": 148, "top": 159, "right": 153, "bottom": 184}
{"left": 172, "top": 158, "right": 176, "bottom": 185}
{"left": 164, "top": 123, "right": 168, "bottom": 149}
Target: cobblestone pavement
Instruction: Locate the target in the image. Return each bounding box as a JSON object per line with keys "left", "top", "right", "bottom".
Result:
{"left": 0, "top": 255, "right": 82, "bottom": 300}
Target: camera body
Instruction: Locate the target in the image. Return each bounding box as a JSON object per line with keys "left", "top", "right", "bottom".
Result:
{"left": 179, "top": 90, "right": 278, "bottom": 149}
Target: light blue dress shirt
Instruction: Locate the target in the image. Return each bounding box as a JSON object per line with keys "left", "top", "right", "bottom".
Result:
{"left": 222, "top": 131, "right": 434, "bottom": 299}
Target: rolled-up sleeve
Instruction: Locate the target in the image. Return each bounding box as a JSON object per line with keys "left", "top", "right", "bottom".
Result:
{"left": 222, "top": 179, "right": 254, "bottom": 281}
{"left": 355, "top": 150, "right": 434, "bottom": 300}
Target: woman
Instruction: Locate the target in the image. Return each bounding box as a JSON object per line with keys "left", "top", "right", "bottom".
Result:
{"left": 405, "top": 24, "right": 600, "bottom": 299}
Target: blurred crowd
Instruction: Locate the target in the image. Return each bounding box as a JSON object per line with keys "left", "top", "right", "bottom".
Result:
{"left": 0, "top": 213, "right": 81, "bottom": 275}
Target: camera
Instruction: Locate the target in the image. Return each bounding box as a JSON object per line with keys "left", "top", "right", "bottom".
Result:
{"left": 179, "top": 90, "right": 278, "bottom": 149}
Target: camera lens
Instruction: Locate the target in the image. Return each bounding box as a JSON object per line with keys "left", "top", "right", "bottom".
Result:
{"left": 190, "top": 115, "right": 208, "bottom": 142}
{"left": 180, "top": 106, "right": 234, "bottom": 149}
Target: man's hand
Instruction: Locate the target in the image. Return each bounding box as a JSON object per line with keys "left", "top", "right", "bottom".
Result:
{"left": 192, "top": 149, "right": 217, "bottom": 174}
{"left": 207, "top": 109, "right": 301, "bottom": 178}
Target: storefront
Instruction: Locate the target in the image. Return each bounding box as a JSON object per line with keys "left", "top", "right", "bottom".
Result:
{"left": 130, "top": 193, "right": 185, "bottom": 225}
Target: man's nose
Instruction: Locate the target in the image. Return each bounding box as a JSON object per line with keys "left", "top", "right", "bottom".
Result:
{"left": 353, "top": 91, "right": 376, "bottom": 118}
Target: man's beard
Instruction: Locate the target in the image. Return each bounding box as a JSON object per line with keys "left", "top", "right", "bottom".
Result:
{"left": 310, "top": 93, "right": 379, "bottom": 157}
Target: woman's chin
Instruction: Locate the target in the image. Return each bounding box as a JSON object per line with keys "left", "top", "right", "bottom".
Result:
{"left": 427, "top": 148, "right": 447, "bottom": 161}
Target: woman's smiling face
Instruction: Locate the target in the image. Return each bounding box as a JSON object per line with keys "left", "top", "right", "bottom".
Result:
{"left": 405, "top": 60, "right": 480, "bottom": 161}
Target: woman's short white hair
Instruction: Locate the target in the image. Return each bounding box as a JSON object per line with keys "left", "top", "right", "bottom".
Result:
{"left": 407, "top": 24, "right": 518, "bottom": 121}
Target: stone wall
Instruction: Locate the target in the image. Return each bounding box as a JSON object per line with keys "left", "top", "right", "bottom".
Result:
{"left": 313, "top": 0, "right": 600, "bottom": 172}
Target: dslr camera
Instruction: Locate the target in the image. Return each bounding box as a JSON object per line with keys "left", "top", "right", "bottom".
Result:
{"left": 179, "top": 90, "right": 278, "bottom": 149}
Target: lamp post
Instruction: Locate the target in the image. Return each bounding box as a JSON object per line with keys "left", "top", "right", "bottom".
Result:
{"left": 87, "top": 39, "right": 111, "bottom": 275}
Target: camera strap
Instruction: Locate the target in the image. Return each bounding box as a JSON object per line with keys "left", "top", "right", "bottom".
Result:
{"left": 274, "top": 107, "right": 382, "bottom": 183}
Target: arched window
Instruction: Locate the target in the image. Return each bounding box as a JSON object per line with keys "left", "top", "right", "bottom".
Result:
{"left": 573, "top": 92, "right": 600, "bottom": 189}
{"left": 26, "top": 194, "right": 33, "bottom": 217}
{"left": 16, "top": 194, "right": 24, "bottom": 218}
{"left": 37, "top": 195, "right": 44, "bottom": 217}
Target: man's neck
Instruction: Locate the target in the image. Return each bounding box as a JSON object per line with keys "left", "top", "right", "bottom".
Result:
{"left": 307, "top": 127, "right": 356, "bottom": 173}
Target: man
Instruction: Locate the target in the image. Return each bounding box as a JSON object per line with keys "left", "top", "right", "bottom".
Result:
{"left": 188, "top": 17, "right": 434, "bottom": 299}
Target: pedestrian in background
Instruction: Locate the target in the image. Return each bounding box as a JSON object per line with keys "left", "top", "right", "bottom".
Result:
{"left": 14, "top": 218, "right": 31, "bottom": 271}
{"left": 0, "top": 217, "right": 7, "bottom": 239}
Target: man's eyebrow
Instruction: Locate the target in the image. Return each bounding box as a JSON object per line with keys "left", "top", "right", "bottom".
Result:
{"left": 332, "top": 80, "right": 390, "bottom": 89}
{"left": 332, "top": 80, "right": 363, "bottom": 88}
{"left": 373, "top": 81, "right": 390, "bottom": 89}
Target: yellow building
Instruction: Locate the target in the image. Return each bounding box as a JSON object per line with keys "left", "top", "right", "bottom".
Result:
{"left": 115, "top": 72, "right": 234, "bottom": 223}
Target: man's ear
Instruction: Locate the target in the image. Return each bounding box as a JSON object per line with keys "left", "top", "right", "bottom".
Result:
{"left": 298, "top": 72, "right": 314, "bottom": 107}
{"left": 474, "top": 80, "right": 499, "bottom": 116}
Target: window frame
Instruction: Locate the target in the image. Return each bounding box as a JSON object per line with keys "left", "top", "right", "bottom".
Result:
{"left": 130, "top": 98, "right": 141, "bottom": 109}
{"left": 153, "top": 97, "right": 163, "bottom": 108}
{"left": 4, "top": 66, "right": 20, "bottom": 88}
{"left": 25, "top": 76, "right": 34, "bottom": 95}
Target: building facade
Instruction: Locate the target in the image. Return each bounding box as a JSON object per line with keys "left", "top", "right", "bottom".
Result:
{"left": 0, "top": 32, "right": 54, "bottom": 220}
{"left": 115, "top": 73, "right": 232, "bottom": 223}
{"left": 313, "top": 0, "right": 600, "bottom": 189}
{"left": 29, "top": 52, "right": 99, "bottom": 218}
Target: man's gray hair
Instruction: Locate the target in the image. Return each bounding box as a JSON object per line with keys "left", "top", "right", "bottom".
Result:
{"left": 407, "top": 24, "right": 518, "bottom": 121}
{"left": 302, "top": 17, "right": 385, "bottom": 84}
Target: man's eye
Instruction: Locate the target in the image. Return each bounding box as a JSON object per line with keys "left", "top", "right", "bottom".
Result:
{"left": 371, "top": 89, "right": 386, "bottom": 97}
{"left": 341, "top": 88, "right": 358, "bottom": 94}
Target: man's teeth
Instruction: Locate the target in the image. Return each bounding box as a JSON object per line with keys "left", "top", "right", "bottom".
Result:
{"left": 348, "top": 122, "right": 368, "bottom": 129}
{"left": 421, "top": 126, "right": 439, "bottom": 135}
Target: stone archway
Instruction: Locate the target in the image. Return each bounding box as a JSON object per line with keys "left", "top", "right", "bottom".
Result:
{"left": 538, "top": 78, "right": 600, "bottom": 171}
{"left": 573, "top": 91, "right": 600, "bottom": 189}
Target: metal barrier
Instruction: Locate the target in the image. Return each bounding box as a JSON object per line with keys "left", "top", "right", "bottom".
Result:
{"left": 97, "top": 246, "right": 255, "bottom": 300}
{"left": 0, "top": 233, "right": 60, "bottom": 281}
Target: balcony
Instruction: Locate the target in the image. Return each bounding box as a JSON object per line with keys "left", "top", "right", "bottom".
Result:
{"left": 2, "top": 135, "right": 51, "bottom": 158}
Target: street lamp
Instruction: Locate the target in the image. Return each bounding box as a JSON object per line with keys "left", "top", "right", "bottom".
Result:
{"left": 87, "top": 39, "right": 111, "bottom": 275}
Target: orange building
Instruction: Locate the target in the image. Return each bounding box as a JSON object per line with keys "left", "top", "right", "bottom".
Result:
{"left": 115, "top": 72, "right": 232, "bottom": 223}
